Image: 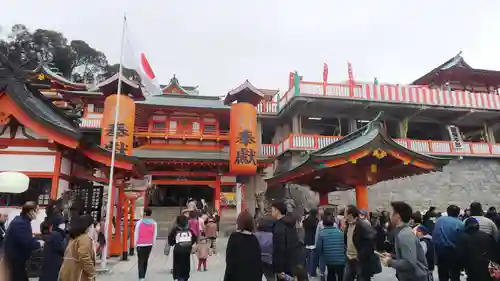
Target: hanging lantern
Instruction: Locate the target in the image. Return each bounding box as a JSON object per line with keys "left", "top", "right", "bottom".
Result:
{"left": 0, "top": 172, "right": 30, "bottom": 193}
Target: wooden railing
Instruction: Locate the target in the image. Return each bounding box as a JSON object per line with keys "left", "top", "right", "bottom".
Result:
{"left": 134, "top": 127, "right": 230, "bottom": 141}
{"left": 260, "top": 144, "right": 277, "bottom": 156}
{"left": 266, "top": 133, "right": 500, "bottom": 158}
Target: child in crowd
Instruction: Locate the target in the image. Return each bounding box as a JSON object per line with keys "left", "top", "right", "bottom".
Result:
{"left": 278, "top": 265, "right": 308, "bottom": 281}
{"left": 196, "top": 237, "right": 210, "bottom": 271}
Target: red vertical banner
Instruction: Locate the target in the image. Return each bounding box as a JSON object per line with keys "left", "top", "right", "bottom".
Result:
{"left": 348, "top": 62, "right": 355, "bottom": 97}
{"left": 289, "top": 72, "right": 295, "bottom": 89}
{"left": 323, "top": 62, "right": 328, "bottom": 96}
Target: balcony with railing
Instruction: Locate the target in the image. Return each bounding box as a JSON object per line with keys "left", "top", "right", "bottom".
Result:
{"left": 273, "top": 81, "right": 500, "bottom": 115}
{"left": 261, "top": 134, "right": 500, "bottom": 158}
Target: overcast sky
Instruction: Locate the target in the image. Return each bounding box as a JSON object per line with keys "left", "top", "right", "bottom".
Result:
{"left": 3, "top": 1, "right": 500, "bottom": 96}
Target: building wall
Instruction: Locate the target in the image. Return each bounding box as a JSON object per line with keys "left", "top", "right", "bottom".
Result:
{"left": 328, "top": 158, "right": 500, "bottom": 211}
{"left": 0, "top": 126, "right": 56, "bottom": 173}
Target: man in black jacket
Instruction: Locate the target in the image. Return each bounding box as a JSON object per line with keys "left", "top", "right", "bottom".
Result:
{"left": 4, "top": 202, "right": 44, "bottom": 281}
{"left": 271, "top": 201, "right": 302, "bottom": 279}
{"left": 302, "top": 209, "right": 319, "bottom": 277}
{"left": 344, "top": 205, "right": 381, "bottom": 281}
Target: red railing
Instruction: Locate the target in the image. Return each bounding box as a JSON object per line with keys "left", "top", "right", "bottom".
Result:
{"left": 268, "top": 133, "right": 500, "bottom": 157}
{"left": 134, "top": 127, "right": 229, "bottom": 140}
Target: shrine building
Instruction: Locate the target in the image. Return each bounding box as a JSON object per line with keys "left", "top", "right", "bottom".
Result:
{"left": 3, "top": 51, "right": 500, "bottom": 239}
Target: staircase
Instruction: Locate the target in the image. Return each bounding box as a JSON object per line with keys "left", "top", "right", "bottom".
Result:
{"left": 149, "top": 207, "right": 183, "bottom": 238}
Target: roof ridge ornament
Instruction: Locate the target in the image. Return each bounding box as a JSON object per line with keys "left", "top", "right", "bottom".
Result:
{"left": 362, "top": 111, "right": 384, "bottom": 136}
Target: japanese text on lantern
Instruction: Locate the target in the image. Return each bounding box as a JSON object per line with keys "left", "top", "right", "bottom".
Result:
{"left": 229, "top": 103, "right": 258, "bottom": 175}
{"left": 100, "top": 94, "right": 136, "bottom": 156}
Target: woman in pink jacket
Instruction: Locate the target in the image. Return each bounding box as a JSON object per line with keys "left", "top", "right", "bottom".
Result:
{"left": 134, "top": 208, "right": 158, "bottom": 281}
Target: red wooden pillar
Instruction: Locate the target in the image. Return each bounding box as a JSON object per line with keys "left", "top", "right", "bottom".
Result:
{"left": 319, "top": 192, "right": 329, "bottom": 205}
{"left": 355, "top": 185, "right": 369, "bottom": 210}
{"left": 122, "top": 198, "right": 129, "bottom": 260}
{"left": 129, "top": 198, "right": 135, "bottom": 256}
{"left": 214, "top": 176, "right": 221, "bottom": 213}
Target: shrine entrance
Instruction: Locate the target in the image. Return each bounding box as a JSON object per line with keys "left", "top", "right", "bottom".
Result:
{"left": 149, "top": 185, "right": 214, "bottom": 208}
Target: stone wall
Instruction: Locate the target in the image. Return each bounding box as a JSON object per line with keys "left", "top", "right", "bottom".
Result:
{"left": 328, "top": 158, "right": 500, "bottom": 211}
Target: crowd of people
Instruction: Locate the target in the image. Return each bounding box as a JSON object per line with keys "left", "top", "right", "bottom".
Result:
{"left": 0, "top": 201, "right": 99, "bottom": 281}
{"left": 2, "top": 198, "right": 500, "bottom": 281}
{"left": 223, "top": 200, "right": 500, "bottom": 281}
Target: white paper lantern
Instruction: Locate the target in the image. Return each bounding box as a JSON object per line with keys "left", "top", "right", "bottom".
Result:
{"left": 0, "top": 172, "right": 30, "bottom": 193}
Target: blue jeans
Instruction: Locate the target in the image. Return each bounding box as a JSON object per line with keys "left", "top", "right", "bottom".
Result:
{"left": 306, "top": 248, "right": 317, "bottom": 276}
{"left": 319, "top": 256, "right": 326, "bottom": 276}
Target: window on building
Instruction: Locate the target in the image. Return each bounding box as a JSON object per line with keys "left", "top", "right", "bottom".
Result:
{"left": 151, "top": 115, "right": 167, "bottom": 131}
{"left": 0, "top": 178, "right": 52, "bottom": 206}
{"left": 93, "top": 104, "right": 105, "bottom": 113}
{"left": 152, "top": 122, "right": 166, "bottom": 130}
{"left": 203, "top": 124, "right": 217, "bottom": 134}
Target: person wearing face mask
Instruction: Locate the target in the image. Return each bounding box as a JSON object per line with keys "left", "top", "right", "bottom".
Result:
{"left": 39, "top": 215, "right": 67, "bottom": 281}
{"left": 58, "top": 215, "right": 97, "bottom": 281}
{"left": 3, "top": 201, "right": 44, "bottom": 281}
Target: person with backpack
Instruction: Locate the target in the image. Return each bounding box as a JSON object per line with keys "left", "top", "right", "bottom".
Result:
{"left": 168, "top": 215, "right": 197, "bottom": 281}
{"left": 255, "top": 216, "right": 276, "bottom": 281}
{"left": 135, "top": 207, "right": 158, "bottom": 281}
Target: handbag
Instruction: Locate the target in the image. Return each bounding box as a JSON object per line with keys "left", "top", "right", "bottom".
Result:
{"left": 164, "top": 243, "right": 171, "bottom": 256}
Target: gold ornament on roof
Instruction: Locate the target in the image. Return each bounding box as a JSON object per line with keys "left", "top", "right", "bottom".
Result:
{"left": 372, "top": 148, "right": 387, "bottom": 159}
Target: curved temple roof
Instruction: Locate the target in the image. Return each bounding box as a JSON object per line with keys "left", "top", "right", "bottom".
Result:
{"left": 0, "top": 58, "right": 82, "bottom": 143}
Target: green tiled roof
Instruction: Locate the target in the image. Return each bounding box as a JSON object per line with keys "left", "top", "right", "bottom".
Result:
{"left": 137, "top": 95, "right": 229, "bottom": 109}
{"left": 133, "top": 149, "right": 271, "bottom": 161}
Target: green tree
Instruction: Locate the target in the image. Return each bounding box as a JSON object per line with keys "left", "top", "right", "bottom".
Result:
{"left": 102, "top": 63, "right": 139, "bottom": 81}
{"left": 0, "top": 24, "right": 109, "bottom": 82}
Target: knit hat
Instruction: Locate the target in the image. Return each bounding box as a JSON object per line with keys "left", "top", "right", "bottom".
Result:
{"left": 271, "top": 201, "right": 287, "bottom": 215}
{"left": 416, "top": 225, "right": 429, "bottom": 234}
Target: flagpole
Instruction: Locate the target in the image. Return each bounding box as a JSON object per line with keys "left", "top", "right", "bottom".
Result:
{"left": 101, "top": 14, "right": 127, "bottom": 271}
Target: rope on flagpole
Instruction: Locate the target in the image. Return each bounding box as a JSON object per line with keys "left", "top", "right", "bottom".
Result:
{"left": 101, "top": 13, "right": 127, "bottom": 271}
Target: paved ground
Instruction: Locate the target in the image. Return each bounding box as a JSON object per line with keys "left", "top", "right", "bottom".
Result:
{"left": 97, "top": 238, "right": 227, "bottom": 281}
{"left": 95, "top": 237, "right": 465, "bottom": 281}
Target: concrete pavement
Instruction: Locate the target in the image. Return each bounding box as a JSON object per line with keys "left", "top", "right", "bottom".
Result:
{"left": 97, "top": 238, "right": 227, "bottom": 281}
{"left": 96, "top": 238, "right": 461, "bottom": 281}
